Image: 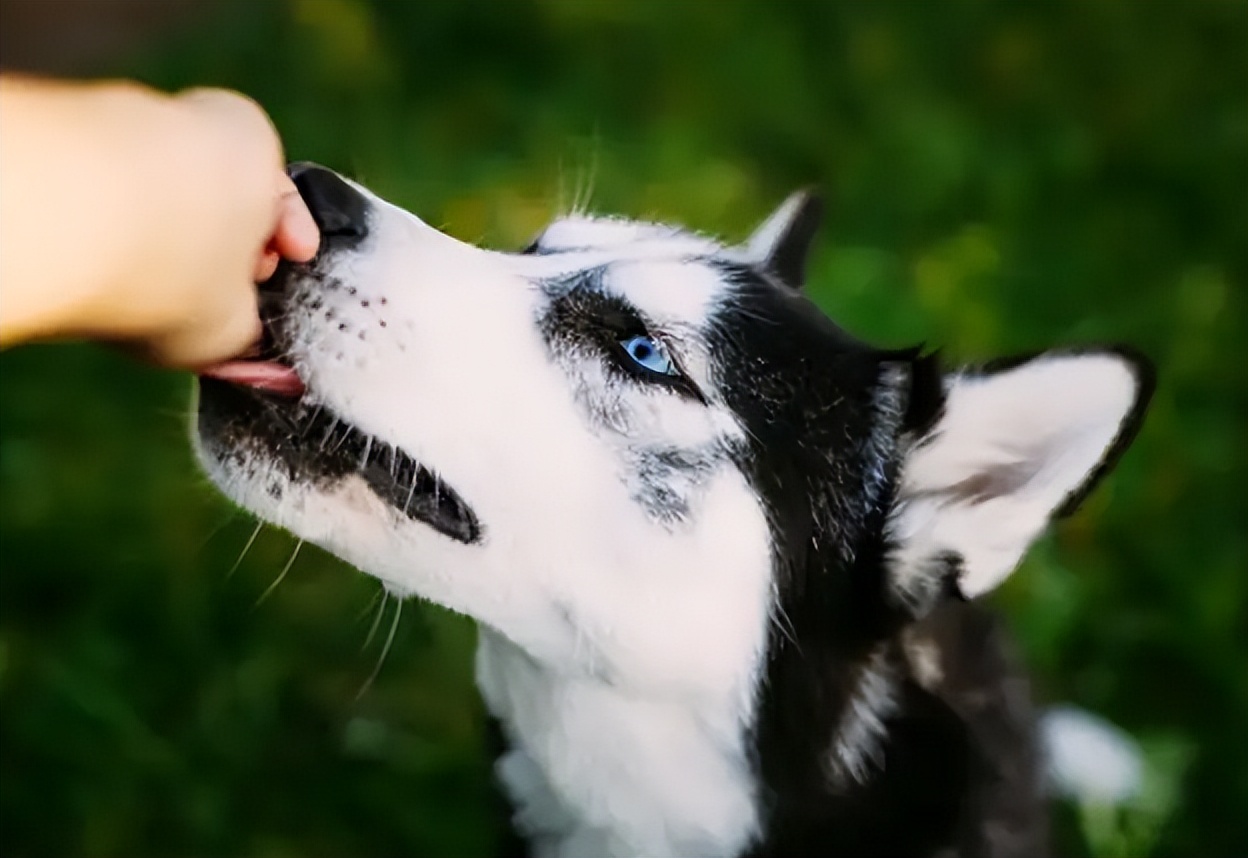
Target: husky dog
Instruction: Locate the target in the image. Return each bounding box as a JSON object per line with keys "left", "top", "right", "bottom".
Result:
{"left": 195, "top": 164, "right": 1153, "bottom": 858}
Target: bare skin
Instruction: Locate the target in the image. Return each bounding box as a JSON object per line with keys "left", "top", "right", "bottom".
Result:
{"left": 0, "top": 76, "right": 319, "bottom": 368}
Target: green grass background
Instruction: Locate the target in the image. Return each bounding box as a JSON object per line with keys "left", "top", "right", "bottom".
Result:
{"left": 1, "top": 1, "right": 1245, "bottom": 855}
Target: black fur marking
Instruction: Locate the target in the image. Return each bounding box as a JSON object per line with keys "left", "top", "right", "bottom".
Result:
{"left": 901, "top": 349, "right": 946, "bottom": 437}
{"left": 536, "top": 269, "right": 730, "bottom": 525}
{"left": 537, "top": 268, "right": 708, "bottom": 404}
{"left": 702, "top": 262, "right": 1044, "bottom": 856}
{"left": 627, "top": 444, "right": 723, "bottom": 525}
{"left": 197, "top": 381, "right": 481, "bottom": 544}
{"left": 1054, "top": 347, "right": 1154, "bottom": 517}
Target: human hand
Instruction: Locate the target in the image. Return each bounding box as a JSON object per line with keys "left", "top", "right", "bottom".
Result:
{"left": 120, "top": 88, "right": 320, "bottom": 367}
{"left": 0, "top": 79, "right": 320, "bottom": 368}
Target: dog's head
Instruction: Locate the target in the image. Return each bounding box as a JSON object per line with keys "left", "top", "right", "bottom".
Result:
{"left": 195, "top": 164, "right": 1152, "bottom": 706}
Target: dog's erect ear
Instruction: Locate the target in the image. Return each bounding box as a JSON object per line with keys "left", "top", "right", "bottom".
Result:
{"left": 744, "top": 190, "right": 824, "bottom": 289}
{"left": 889, "top": 348, "right": 1154, "bottom": 604}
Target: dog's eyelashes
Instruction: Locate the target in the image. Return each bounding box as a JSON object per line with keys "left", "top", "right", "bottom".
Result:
{"left": 597, "top": 305, "right": 648, "bottom": 338}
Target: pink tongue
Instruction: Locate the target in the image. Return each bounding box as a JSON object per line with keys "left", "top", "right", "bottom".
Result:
{"left": 200, "top": 360, "right": 306, "bottom": 396}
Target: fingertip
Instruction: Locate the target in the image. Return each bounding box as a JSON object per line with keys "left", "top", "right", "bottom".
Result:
{"left": 277, "top": 191, "right": 321, "bottom": 261}
{"left": 255, "top": 248, "right": 280, "bottom": 283}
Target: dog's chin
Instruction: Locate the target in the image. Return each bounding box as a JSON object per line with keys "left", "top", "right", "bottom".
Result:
{"left": 195, "top": 375, "right": 483, "bottom": 546}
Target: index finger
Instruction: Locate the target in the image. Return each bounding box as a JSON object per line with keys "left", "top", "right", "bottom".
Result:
{"left": 271, "top": 174, "right": 320, "bottom": 263}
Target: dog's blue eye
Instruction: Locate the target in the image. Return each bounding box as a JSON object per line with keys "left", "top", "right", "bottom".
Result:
{"left": 620, "top": 334, "right": 676, "bottom": 376}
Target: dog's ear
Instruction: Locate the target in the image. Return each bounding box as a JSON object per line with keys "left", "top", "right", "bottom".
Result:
{"left": 889, "top": 348, "right": 1154, "bottom": 605}
{"left": 744, "top": 190, "right": 824, "bottom": 289}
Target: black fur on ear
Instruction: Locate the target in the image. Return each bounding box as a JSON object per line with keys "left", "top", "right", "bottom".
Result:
{"left": 876, "top": 345, "right": 947, "bottom": 438}
{"left": 745, "top": 190, "right": 825, "bottom": 290}
{"left": 902, "top": 348, "right": 945, "bottom": 437}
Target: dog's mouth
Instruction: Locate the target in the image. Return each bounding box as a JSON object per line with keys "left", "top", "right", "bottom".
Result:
{"left": 196, "top": 281, "right": 482, "bottom": 545}
{"left": 281, "top": 398, "right": 483, "bottom": 545}
{"left": 200, "top": 287, "right": 307, "bottom": 397}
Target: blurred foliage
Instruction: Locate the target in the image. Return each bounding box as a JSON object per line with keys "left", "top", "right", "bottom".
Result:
{"left": 2, "top": 0, "right": 1246, "bottom": 855}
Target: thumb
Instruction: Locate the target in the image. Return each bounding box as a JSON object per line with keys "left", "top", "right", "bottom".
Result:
{"left": 143, "top": 289, "right": 264, "bottom": 369}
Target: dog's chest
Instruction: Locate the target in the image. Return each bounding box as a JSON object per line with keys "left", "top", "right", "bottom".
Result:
{"left": 476, "top": 632, "right": 761, "bottom": 858}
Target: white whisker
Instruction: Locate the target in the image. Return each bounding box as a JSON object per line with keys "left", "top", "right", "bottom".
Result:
{"left": 355, "top": 587, "right": 383, "bottom": 622}
{"left": 319, "top": 417, "right": 339, "bottom": 450}
{"left": 356, "top": 598, "right": 402, "bottom": 700}
{"left": 361, "top": 590, "right": 389, "bottom": 652}
{"left": 255, "top": 539, "right": 303, "bottom": 607}
{"left": 556, "top": 155, "right": 568, "bottom": 215}
{"left": 404, "top": 470, "right": 419, "bottom": 513}
{"left": 227, "top": 522, "right": 264, "bottom": 579}
{"left": 196, "top": 509, "right": 241, "bottom": 554}
{"left": 327, "top": 424, "right": 352, "bottom": 454}
{"left": 299, "top": 405, "right": 323, "bottom": 438}
{"left": 575, "top": 132, "right": 601, "bottom": 215}
{"left": 770, "top": 598, "right": 801, "bottom": 653}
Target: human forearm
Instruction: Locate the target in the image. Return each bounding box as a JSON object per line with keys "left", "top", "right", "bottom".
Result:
{"left": 0, "top": 77, "right": 164, "bottom": 346}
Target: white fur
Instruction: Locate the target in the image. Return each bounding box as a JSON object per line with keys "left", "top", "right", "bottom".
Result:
{"left": 828, "top": 644, "right": 897, "bottom": 786}
{"left": 891, "top": 353, "right": 1141, "bottom": 598}
{"left": 537, "top": 216, "right": 721, "bottom": 259}
{"left": 479, "top": 630, "right": 762, "bottom": 858}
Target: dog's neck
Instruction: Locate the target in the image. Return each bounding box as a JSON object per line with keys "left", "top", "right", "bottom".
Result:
{"left": 473, "top": 606, "right": 1032, "bottom": 858}
{"left": 475, "top": 628, "right": 762, "bottom": 858}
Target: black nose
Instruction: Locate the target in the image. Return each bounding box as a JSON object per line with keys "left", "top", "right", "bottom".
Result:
{"left": 288, "top": 162, "right": 368, "bottom": 244}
